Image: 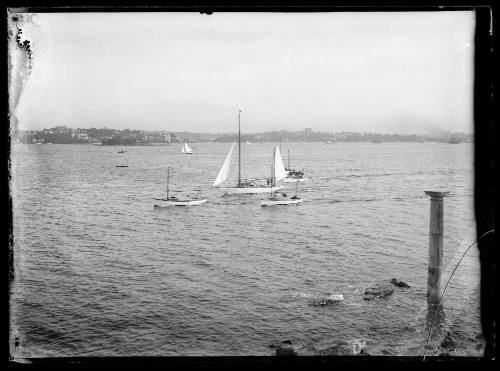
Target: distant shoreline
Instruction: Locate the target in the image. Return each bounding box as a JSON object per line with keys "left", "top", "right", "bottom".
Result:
{"left": 13, "top": 140, "right": 471, "bottom": 145}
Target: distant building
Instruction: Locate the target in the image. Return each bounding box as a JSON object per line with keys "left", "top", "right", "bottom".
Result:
{"left": 304, "top": 128, "right": 312, "bottom": 134}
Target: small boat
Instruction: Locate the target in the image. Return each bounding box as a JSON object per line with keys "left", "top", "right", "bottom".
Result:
{"left": 115, "top": 165, "right": 129, "bottom": 167}
{"left": 154, "top": 197, "right": 207, "bottom": 207}
{"left": 326, "top": 135, "right": 336, "bottom": 144}
{"left": 154, "top": 167, "right": 207, "bottom": 207}
{"left": 212, "top": 110, "right": 284, "bottom": 194}
{"left": 117, "top": 150, "right": 127, "bottom": 153}
{"left": 261, "top": 194, "right": 302, "bottom": 206}
{"left": 283, "top": 177, "right": 307, "bottom": 183}
{"left": 181, "top": 141, "right": 193, "bottom": 154}
{"left": 283, "top": 148, "right": 307, "bottom": 183}
{"left": 262, "top": 146, "right": 302, "bottom": 206}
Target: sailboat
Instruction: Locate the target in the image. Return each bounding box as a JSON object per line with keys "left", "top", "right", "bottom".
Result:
{"left": 212, "top": 110, "right": 284, "bottom": 194}
{"left": 261, "top": 145, "right": 302, "bottom": 206}
{"left": 283, "top": 148, "right": 307, "bottom": 183}
{"left": 181, "top": 141, "right": 193, "bottom": 154}
{"left": 154, "top": 167, "right": 207, "bottom": 207}
{"left": 326, "top": 134, "right": 336, "bottom": 144}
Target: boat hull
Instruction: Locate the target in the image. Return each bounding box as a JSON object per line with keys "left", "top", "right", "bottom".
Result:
{"left": 220, "top": 185, "right": 284, "bottom": 195}
{"left": 261, "top": 198, "right": 302, "bottom": 206}
{"left": 154, "top": 199, "right": 207, "bottom": 207}
{"left": 283, "top": 177, "right": 307, "bottom": 183}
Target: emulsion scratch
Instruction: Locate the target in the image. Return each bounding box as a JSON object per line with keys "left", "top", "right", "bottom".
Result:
{"left": 8, "top": 11, "right": 37, "bottom": 133}
{"left": 7, "top": 10, "right": 38, "bottom": 362}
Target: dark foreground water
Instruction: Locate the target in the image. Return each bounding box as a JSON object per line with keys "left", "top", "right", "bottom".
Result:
{"left": 10, "top": 142, "right": 482, "bottom": 357}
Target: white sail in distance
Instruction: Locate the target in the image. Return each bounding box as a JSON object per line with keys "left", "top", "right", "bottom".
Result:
{"left": 274, "top": 145, "right": 288, "bottom": 182}
{"left": 213, "top": 143, "right": 235, "bottom": 187}
{"left": 182, "top": 142, "right": 192, "bottom": 153}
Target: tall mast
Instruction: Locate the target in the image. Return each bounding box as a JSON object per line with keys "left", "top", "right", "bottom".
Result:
{"left": 271, "top": 146, "right": 275, "bottom": 196}
{"left": 238, "top": 110, "right": 241, "bottom": 187}
{"left": 167, "top": 167, "right": 170, "bottom": 200}
{"left": 288, "top": 148, "right": 291, "bottom": 169}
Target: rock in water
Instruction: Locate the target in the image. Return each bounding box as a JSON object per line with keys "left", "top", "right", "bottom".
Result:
{"left": 391, "top": 278, "right": 411, "bottom": 288}
{"left": 309, "top": 294, "right": 344, "bottom": 306}
{"left": 276, "top": 347, "right": 297, "bottom": 356}
{"left": 318, "top": 342, "right": 352, "bottom": 356}
{"left": 275, "top": 340, "right": 298, "bottom": 356}
{"left": 440, "top": 332, "right": 457, "bottom": 352}
{"left": 276, "top": 345, "right": 297, "bottom": 356}
{"left": 363, "top": 284, "right": 394, "bottom": 300}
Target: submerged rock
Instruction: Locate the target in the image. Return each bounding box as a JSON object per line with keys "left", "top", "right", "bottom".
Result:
{"left": 440, "top": 332, "right": 457, "bottom": 352}
{"left": 276, "top": 346, "right": 297, "bottom": 356}
{"left": 310, "top": 294, "right": 344, "bottom": 306}
{"left": 363, "top": 284, "right": 394, "bottom": 300}
{"left": 269, "top": 339, "right": 292, "bottom": 348}
{"left": 276, "top": 345, "right": 298, "bottom": 356}
{"left": 474, "top": 333, "right": 484, "bottom": 340}
{"left": 318, "top": 343, "right": 352, "bottom": 356}
{"left": 391, "top": 278, "right": 411, "bottom": 288}
{"left": 274, "top": 340, "right": 298, "bottom": 356}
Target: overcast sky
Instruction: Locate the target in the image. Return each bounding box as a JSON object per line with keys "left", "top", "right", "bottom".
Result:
{"left": 14, "top": 11, "right": 475, "bottom": 134}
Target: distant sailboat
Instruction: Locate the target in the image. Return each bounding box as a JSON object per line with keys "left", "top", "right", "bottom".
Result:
{"left": 154, "top": 167, "right": 207, "bottom": 207}
{"left": 261, "top": 145, "right": 302, "bottom": 206}
{"left": 212, "top": 110, "right": 284, "bottom": 194}
{"left": 181, "top": 141, "right": 193, "bottom": 154}
{"left": 326, "top": 134, "right": 336, "bottom": 144}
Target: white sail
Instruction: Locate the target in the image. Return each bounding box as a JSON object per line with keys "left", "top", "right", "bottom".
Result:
{"left": 274, "top": 145, "right": 288, "bottom": 182}
{"left": 213, "top": 143, "right": 235, "bottom": 187}
{"left": 182, "top": 142, "right": 192, "bottom": 153}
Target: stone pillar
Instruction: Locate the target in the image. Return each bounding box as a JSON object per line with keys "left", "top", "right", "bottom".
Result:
{"left": 424, "top": 191, "right": 449, "bottom": 305}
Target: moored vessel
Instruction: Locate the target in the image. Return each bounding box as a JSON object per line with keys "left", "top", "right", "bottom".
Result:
{"left": 154, "top": 167, "right": 207, "bottom": 207}
{"left": 261, "top": 146, "right": 302, "bottom": 206}
{"left": 213, "top": 110, "right": 284, "bottom": 195}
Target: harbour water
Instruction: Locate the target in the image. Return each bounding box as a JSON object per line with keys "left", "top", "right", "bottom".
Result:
{"left": 9, "top": 141, "right": 482, "bottom": 357}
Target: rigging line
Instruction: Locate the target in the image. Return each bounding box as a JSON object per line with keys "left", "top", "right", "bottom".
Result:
{"left": 422, "top": 229, "right": 495, "bottom": 360}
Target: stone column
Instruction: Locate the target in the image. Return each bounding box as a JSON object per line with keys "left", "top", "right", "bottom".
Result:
{"left": 424, "top": 191, "right": 449, "bottom": 306}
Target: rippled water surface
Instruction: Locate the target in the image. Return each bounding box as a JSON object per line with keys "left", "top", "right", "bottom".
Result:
{"left": 10, "top": 142, "right": 482, "bottom": 357}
